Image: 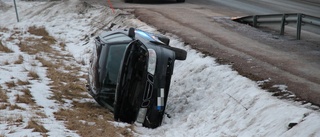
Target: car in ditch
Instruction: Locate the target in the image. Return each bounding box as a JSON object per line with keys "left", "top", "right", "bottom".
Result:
{"left": 87, "top": 28, "right": 187, "bottom": 128}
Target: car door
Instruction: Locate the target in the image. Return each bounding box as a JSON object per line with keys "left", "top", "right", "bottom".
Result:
{"left": 114, "top": 40, "right": 149, "bottom": 123}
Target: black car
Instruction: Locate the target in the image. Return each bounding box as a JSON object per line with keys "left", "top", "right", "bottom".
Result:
{"left": 87, "top": 28, "right": 186, "bottom": 128}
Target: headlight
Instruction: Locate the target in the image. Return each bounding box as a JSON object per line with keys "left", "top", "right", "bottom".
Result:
{"left": 147, "top": 49, "right": 157, "bottom": 75}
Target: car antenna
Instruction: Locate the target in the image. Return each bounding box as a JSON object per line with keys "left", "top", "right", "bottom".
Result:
{"left": 128, "top": 28, "right": 135, "bottom": 38}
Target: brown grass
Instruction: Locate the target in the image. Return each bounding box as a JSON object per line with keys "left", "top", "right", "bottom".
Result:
{"left": 16, "top": 88, "right": 35, "bottom": 105}
{"left": 28, "top": 26, "right": 49, "bottom": 37}
{"left": 0, "top": 88, "right": 8, "bottom": 102}
{"left": 5, "top": 81, "right": 16, "bottom": 89}
{"left": 54, "top": 101, "right": 133, "bottom": 137}
{"left": 0, "top": 41, "right": 13, "bottom": 53}
{"left": 47, "top": 70, "right": 88, "bottom": 103}
{"left": 25, "top": 119, "right": 48, "bottom": 133}
{"left": 4, "top": 115, "right": 23, "bottom": 126}
{"left": 45, "top": 61, "right": 88, "bottom": 101}
{"left": 36, "top": 56, "right": 54, "bottom": 67}
{"left": 42, "top": 35, "right": 56, "bottom": 45}
{"left": 9, "top": 104, "right": 25, "bottom": 110}
{"left": 59, "top": 42, "right": 66, "bottom": 51}
{"left": 14, "top": 55, "right": 24, "bottom": 64}
{"left": 35, "top": 111, "right": 47, "bottom": 118}
{"left": 17, "top": 79, "right": 31, "bottom": 85}
{"left": 0, "top": 27, "right": 9, "bottom": 32}
{"left": 0, "top": 103, "right": 9, "bottom": 109}
{"left": 28, "top": 70, "right": 39, "bottom": 80}
{"left": 28, "top": 26, "right": 56, "bottom": 44}
{"left": 19, "top": 38, "right": 53, "bottom": 55}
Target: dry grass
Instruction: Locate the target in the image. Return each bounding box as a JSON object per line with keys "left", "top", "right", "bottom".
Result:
{"left": 47, "top": 69, "right": 88, "bottom": 103}
{"left": 5, "top": 81, "right": 16, "bottom": 89}
{"left": 27, "top": 26, "right": 49, "bottom": 37}
{"left": 36, "top": 56, "right": 54, "bottom": 68}
{"left": 35, "top": 111, "right": 47, "bottom": 118}
{"left": 0, "top": 27, "right": 9, "bottom": 32}
{"left": 16, "top": 88, "right": 35, "bottom": 105}
{"left": 3, "top": 115, "right": 23, "bottom": 126}
{"left": 19, "top": 38, "right": 53, "bottom": 55}
{"left": 9, "top": 104, "right": 25, "bottom": 110}
{"left": 25, "top": 119, "right": 48, "bottom": 133}
{"left": 59, "top": 42, "right": 66, "bottom": 51}
{"left": 54, "top": 101, "right": 133, "bottom": 137}
{"left": 45, "top": 61, "right": 87, "bottom": 101}
{"left": 0, "top": 41, "right": 13, "bottom": 53}
{"left": 0, "top": 88, "right": 8, "bottom": 102}
{"left": 17, "top": 79, "right": 31, "bottom": 85}
{"left": 0, "top": 103, "right": 9, "bottom": 109}
{"left": 28, "top": 70, "right": 39, "bottom": 80}
{"left": 28, "top": 26, "right": 56, "bottom": 45}
{"left": 14, "top": 55, "right": 24, "bottom": 64}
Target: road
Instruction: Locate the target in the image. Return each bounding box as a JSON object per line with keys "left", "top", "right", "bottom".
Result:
{"left": 83, "top": 0, "right": 320, "bottom": 106}
{"left": 188, "top": 0, "right": 320, "bottom": 16}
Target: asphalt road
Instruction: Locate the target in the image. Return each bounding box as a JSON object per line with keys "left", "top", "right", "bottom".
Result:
{"left": 187, "top": 0, "right": 320, "bottom": 16}
{"left": 83, "top": 0, "right": 320, "bottom": 106}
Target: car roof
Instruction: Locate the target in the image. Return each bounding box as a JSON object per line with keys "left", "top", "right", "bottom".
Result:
{"left": 99, "top": 32, "right": 132, "bottom": 44}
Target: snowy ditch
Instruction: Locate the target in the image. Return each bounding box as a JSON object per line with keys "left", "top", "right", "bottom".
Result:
{"left": 0, "top": 0, "right": 320, "bottom": 136}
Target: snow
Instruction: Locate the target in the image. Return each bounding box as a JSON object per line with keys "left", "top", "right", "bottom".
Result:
{"left": 1, "top": 0, "right": 320, "bottom": 137}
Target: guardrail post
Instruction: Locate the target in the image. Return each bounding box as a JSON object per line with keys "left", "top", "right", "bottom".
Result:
{"left": 297, "top": 13, "right": 302, "bottom": 40}
{"left": 13, "top": 0, "right": 19, "bottom": 22}
{"left": 253, "top": 15, "right": 258, "bottom": 27}
{"left": 280, "top": 14, "right": 286, "bottom": 35}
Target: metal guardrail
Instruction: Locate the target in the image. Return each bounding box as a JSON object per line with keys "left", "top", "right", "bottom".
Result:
{"left": 233, "top": 13, "right": 320, "bottom": 40}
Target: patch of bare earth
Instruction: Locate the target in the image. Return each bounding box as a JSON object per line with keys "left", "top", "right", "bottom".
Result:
{"left": 21, "top": 26, "right": 133, "bottom": 136}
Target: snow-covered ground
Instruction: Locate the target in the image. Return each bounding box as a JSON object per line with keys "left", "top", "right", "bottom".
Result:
{"left": 1, "top": 0, "right": 320, "bottom": 136}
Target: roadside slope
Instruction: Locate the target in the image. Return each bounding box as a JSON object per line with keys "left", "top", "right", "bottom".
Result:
{"left": 133, "top": 7, "right": 320, "bottom": 106}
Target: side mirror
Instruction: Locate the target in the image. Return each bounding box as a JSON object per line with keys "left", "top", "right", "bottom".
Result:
{"left": 128, "top": 28, "right": 135, "bottom": 38}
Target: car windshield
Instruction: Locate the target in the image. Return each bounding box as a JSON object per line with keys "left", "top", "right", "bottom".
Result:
{"left": 103, "top": 43, "right": 128, "bottom": 87}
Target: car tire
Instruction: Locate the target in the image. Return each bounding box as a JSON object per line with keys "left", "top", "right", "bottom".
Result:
{"left": 166, "top": 46, "right": 187, "bottom": 60}
{"left": 177, "top": 0, "right": 185, "bottom": 3}
{"left": 125, "top": 0, "right": 133, "bottom": 3}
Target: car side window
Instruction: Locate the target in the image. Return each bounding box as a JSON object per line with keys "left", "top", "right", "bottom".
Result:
{"left": 104, "top": 44, "right": 127, "bottom": 86}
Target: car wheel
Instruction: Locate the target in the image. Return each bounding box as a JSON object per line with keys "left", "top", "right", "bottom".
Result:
{"left": 177, "top": 0, "right": 185, "bottom": 3}
{"left": 125, "top": 0, "right": 133, "bottom": 3}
